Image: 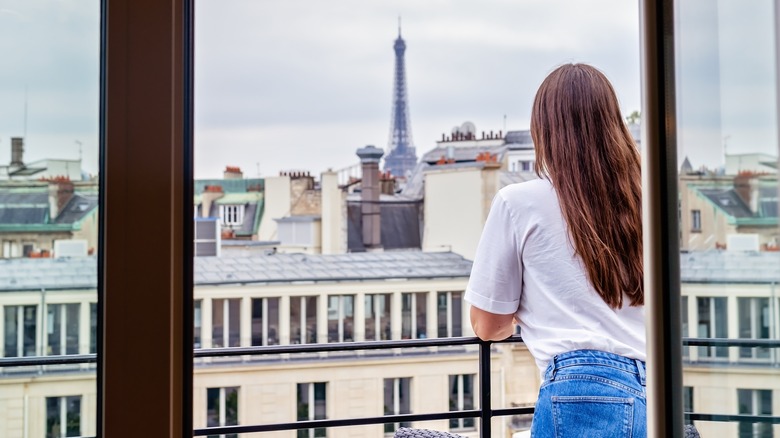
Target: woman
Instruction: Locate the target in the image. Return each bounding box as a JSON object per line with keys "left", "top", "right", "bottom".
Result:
{"left": 465, "top": 63, "right": 646, "bottom": 437}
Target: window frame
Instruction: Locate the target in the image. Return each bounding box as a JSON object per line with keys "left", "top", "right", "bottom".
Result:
{"left": 94, "top": 0, "right": 693, "bottom": 435}
{"left": 46, "top": 395, "right": 82, "bottom": 438}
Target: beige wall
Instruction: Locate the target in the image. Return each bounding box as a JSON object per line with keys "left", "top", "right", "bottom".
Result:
{"left": 320, "top": 171, "right": 346, "bottom": 255}
{"left": 258, "top": 176, "right": 292, "bottom": 241}
{"left": 192, "top": 353, "right": 496, "bottom": 437}
{"left": 423, "top": 166, "right": 500, "bottom": 260}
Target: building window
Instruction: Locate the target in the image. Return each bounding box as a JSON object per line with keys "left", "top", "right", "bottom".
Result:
{"left": 297, "top": 382, "right": 327, "bottom": 438}
{"left": 401, "top": 292, "right": 427, "bottom": 340}
{"left": 212, "top": 298, "right": 241, "bottom": 348}
{"left": 365, "top": 294, "right": 391, "bottom": 341}
{"left": 291, "top": 296, "right": 318, "bottom": 344}
{"left": 683, "top": 386, "right": 693, "bottom": 426}
{"left": 46, "top": 396, "right": 81, "bottom": 438}
{"left": 219, "top": 204, "right": 245, "bottom": 226}
{"left": 437, "top": 292, "right": 463, "bottom": 338}
{"left": 46, "top": 303, "right": 80, "bottom": 355}
{"left": 194, "top": 299, "right": 202, "bottom": 348}
{"left": 207, "top": 387, "right": 239, "bottom": 438}
{"left": 691, "top": 209, "right": 701, "bottom": 232}
{"left": 449, "top": 374, "right": 475, "bottom": 431}
{"left": 697, "top": 297, "right": 728, "bottom": 358}
{"left": 251, "top": 297, "right": 280, "bottom": 346}
{"left": 383, "top": 378, "right": 411, "bottom": 434}
{"left": 2, "top": 240, "right": 19, "bottom": 258}
{"left": 4, "top": 305, "right": 37, "bottom": 357}
{"left": 737, "top": 389, "right": 772, "bottom": 438}
{"left": 520, "top": 160, "right": 532, "bottom": 171}
{"left": 738, "top": 298, "right": 770, "bottom": 360}
{"left": 90, "top": 303, "right": 97, "bottom": 354}
{"left": 327, "top": 295, "right": 354, "bottom": 343}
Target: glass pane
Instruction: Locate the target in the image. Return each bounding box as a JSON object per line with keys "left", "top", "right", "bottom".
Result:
{"left": 194, "top": 300, "right": 202, "bottom": 348}
{"left": 451, "top": 292, "right": 463, "bottom": 337}
{"left": 212, "top": 299, "right": 225, "bottom": 348}
{"left": 228, "top": 299, "right": 240, "bottom": 347}
{"left": 225, "top": 387, "right": 239, "bottom": 426}
{"left": 192, "top": 0, "right": 643, "bottom": 435}
{"left": 251, "top": 298, "right": 264, "bottom": 346}
{"left": 267, "top": 297, "right": 279, "bottom": 345}
{"left": 401, "top": 293, "right": 412, "bottom": 339}
{"left": 438, "top": 292, "right": 448, "bottom": 338}
{"left": 206, "top": 387, "right": 220, "bottom": 427}
{"left": 65, "top": 304, "right": 79, "bottom": 355}
{"left": 1, "top": 3, "right": 100, "bottom": 433}
{"left": 48, "top": 304, "right": 62, "bottom": 356}
{"left": 365, "top": 295, "right": 376, "bottom": 341}
{"left": 676, "top": 0, "right": 779, "bottom": 435}
{"left": 306, "top": 297, "right": 317, "bottom": 344}
{"left": 416, "top": 293, "right": 427, "bottom": 339}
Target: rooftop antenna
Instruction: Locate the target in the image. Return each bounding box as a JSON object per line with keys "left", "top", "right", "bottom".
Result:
{"left": 75, "top": 140, "right": 83, "bottom": 161}
{"left": 398, "top": 16, "right": 401, "bottom": 37}
{"left": 23, "top": 85, "right": 28, "bottom": 138}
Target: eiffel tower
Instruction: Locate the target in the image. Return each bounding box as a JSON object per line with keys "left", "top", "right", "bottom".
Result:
{"left": 383, "top": 19, "right": 418, "bottom": 178}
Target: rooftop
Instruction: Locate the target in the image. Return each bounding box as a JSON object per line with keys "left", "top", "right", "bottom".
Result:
{"left": 0, "top": 251, "right": 474, "bottom": 291}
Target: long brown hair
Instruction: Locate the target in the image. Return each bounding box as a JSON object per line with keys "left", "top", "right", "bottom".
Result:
{"left": 530, "top": 63, "right": 643, "bottom": 308}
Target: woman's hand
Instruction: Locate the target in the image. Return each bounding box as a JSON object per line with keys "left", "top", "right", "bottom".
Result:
{"left": 470, "top": 306, "right": 515, "bottom": 341}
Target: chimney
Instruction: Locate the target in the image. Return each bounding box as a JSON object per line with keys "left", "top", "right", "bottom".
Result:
{"left": 356, "top": 145, "right": 384, "bottom": 251}
{"left": 734, "top": 173, "right": 759, "bottom": 214}
{"left": 48, "top": 178, "right": 75, "bottom": 220}
{"left": 379, "top": 171, "right": 396, "bottom": 196}
{"left": 10, "top": 137, "right": 24, "bottom": 167}
{"left": 223, "top": 166, "right": 243, "bottom": 179}
{"left": 200, "top": 185, "right": 224, "bottom": 218}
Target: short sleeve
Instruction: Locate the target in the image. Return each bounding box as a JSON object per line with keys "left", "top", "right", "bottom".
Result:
{"left": 464, "top": 192, "right": 523, "bottom": 315}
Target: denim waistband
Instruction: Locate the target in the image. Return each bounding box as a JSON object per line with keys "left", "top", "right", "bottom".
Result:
{"left": 549, "top": 349, "right": 646, "bottom": 386}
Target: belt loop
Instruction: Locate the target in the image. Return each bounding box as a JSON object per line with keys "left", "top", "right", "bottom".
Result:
{"left": 635, "top": 359, "right": 646, "bottom": 386}
{"left": 550, "top": 355, "right": 558, "bottom": 381}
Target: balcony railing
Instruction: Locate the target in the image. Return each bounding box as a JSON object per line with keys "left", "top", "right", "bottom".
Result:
{"left": 2, "top": 337, "right": 780, "bottom": 436}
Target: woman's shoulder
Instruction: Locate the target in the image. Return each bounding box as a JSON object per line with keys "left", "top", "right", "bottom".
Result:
{"left": 497, "top": 177, "right": 554, "bottom": 203}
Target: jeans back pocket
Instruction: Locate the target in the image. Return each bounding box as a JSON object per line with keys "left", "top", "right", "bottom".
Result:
{"left": 551, "top": 396, "right": 634, "bottom": 438}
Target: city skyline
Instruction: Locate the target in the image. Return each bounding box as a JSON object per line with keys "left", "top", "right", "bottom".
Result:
{"left": 0, "top": 1, "right": 777, "bottom": 179}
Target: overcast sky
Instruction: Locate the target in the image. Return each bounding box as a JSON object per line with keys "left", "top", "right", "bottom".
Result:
{"left": 0, "top": 0, "right": 777, "bottom": 179}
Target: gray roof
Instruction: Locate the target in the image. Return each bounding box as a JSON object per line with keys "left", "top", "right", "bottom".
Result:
{"left": 0, "top": 191, "right": 49, "bottom": 224}
{"left": 347, "top": 202, "right": 422, "bottom": 252}
{"left": 505, "top": 130, "right": 533, "bottom": 145}
{"left": 55, "top": 194, "right": 98, "bottom": 224}
{"left": 680, "top": 251, "right": 780, "bottom": 284}
{"left": 194, "top": 251, "right": 471, "bottom": 285}
{"left": 3, "top": 250, "right": 777, "bottom": 292}
{"left": 0, "top": 257, "right": 97, "bottom": 291}
{"left": 0, "top": 252, "right": 473, "bottom": 291}
{"left": 0, "top": 187, "right": 97, "bottom": 226}
{"left": 697, "top": 188, "right": 753, "bottom": 218}
{"left": 421, "top": 145, "right": 507, "bottom": 164}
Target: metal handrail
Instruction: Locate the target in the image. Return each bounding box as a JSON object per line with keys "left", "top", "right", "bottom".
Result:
{"left": 3, "top": 337, "right": 780, "bottom": 434}
{"left": 4, "top": 336, "right": 780, "bottom": 367}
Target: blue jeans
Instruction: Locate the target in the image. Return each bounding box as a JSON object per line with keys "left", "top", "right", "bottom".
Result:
{"left": 530, "top": 350, "right": 647, "bottom": 438}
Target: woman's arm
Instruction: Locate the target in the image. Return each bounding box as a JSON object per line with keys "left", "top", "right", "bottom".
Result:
{"left": 470, "top": 306, "right": 515, "bottom": 341}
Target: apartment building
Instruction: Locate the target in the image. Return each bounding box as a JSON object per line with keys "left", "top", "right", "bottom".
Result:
{"left": 0, "top": 252, "right": 541, "bottom": 438}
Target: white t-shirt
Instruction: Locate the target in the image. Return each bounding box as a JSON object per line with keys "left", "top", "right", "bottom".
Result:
{"left": 464, "top": 178, "right": 646, "bottom": 375}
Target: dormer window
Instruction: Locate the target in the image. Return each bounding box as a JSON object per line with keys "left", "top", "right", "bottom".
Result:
{"left": 219, "top": 204, "right": 245, "bottom": 226}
